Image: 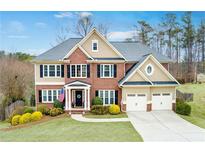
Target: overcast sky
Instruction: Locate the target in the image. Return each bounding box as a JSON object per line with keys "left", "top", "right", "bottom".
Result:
{"left": 0, "top": 11, "right": 204, "bottom": 56}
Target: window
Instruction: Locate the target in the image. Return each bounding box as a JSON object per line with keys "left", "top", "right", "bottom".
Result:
{"left": 98, "top": 90, "right": 115, "bottom": 105}
{"left": 43, "top": 64, "right": 61, "bottom": 77}
{"left": 100, "top": 64, "right": 114, "bottom": 78}
{"left": 92, "top": 40, "right": 98, "bottom": 52}
{"left": 70, "top": 64, "right": 87, "bottom": 78}
{"left": 145, "top": 64, "right": 154, "bottom": 76}
{"left": 42, "top": 89, "right": 61, "bottom": 103}
{"left": 49, "top": 65, "right": 55, "bottom": 77}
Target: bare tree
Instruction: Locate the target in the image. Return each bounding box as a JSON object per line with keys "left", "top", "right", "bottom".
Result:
{"left": 97, "top": 23, "right": 110, "bottom": 38}
{"left": 55, "top": 26, "right": 70, "bottom": 44}
{"left": 76, "top": 14, "right": 93, "bottom": 37}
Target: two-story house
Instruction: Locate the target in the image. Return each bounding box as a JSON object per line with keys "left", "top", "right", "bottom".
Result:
{"left": 33, "top": 28, "right": 179, "bottom": 114}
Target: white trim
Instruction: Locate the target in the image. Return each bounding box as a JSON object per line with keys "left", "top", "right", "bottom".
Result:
{"left": 98, "top": 90, "right": 115, "bottom": 106}
{"left": 41, "top": 89, "right": 61, "bottom": 103}
{"left": 137, "top": 69, "right": 153, "bottom": 85}
{"left": 70, "top": 64, "right": 87, "bottom": 78}
{"left": 145, "top": 63, "right": 154, "bottom": 76}
{"left": 35, "top": 82, "right": 65, "bottom": 85}
{"left": 149, "top": 55, "right": 180, "bottom": 85}
{"left": 65, "top": 81, "right": 91, "bottom": 87}
{"left": 92, "top": 40, "right": 98, "bottom": 52}
{"left": 63, "top": 44, "right": 94, "bottom": 60}
{"left": 63, "top": 28, "right": 126, "bottom": 60}
{"left": 100, "top": 64, "right": 114, "bottom": 78}
{"left": 121, "top": 84, "right": 177, "bottom": 88}
{"left": 42, "top": 64, "right": 62, "bottom": 78}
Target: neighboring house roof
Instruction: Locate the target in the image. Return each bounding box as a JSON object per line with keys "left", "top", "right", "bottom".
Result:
{"left": 34, "top": 36, "right": 172, "bottom": 63}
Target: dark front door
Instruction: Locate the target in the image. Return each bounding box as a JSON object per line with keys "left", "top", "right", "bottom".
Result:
{"left": 76, "top": 91, "right": 82, "bottom": 106}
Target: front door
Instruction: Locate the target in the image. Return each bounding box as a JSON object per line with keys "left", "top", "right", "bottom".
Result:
{"left": 76, "top": 91, "right": 82, "bottom": 106}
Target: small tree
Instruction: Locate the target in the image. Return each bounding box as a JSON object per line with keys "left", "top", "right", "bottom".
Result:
{"left": 92, "top": 97, "right": 103, "bottom": 105}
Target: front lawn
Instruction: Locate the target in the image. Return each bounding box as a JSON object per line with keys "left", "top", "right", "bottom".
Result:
{"left": 84, "top": 112, "right": 128, "bottom": 119}
{"left": 177, "top": 83, "right": 205, "bottom": 129}
{"left": 0, "top": 116, "right": 142, "bottom": 142}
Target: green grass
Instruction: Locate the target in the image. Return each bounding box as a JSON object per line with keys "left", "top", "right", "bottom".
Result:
{"left": 177, "top": 83, "right": 205, "bottom": 129}
{"left": 0, "top": 117, "right": 142, "bottom": 142}
{"left": 84, "top": 112, "right": 128, "bottom": 119}
{"left": 0, "top": 121, "right": 10, "bottom": 129}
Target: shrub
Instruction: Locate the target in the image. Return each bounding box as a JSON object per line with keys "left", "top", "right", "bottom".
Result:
{"left": 49, "top": 108, "right": 62, "bottom": 117}
{"left": 92, "top": 97, "right": 103, "bottom": 105}
{"left": 19, "top": 113, "right": 32, "bottom": 124}
{"left": 11, "top": 115, "right": 21, "bottom": 126}
{"left": 31, "top": 111, "right": 43, "bottom": 121}
{"left": 44, "top": 108, "right": 51, "bottom": 115}
{"left": 24, "top": 107, "right": 34, "bottom": 114}
{"left": 91, "top": 105, "right": 109, "bottom": 115}
{"left": 176, "top": 102, "right": 191, "bottom": 116}
{"left": 53, "top": 100, "right": 64, "bottom": 109}
{"left": 109, "top": 104, "right": 120, "bottom": 115}
{"left": 8, "top": 106, "right": 25, "bottom": 123}
{"left": 176, "top": 98, "right": 185, "bottom": 104}
{"left": 37, "top": 104, "right": 49, "bottom": 115}
{"left": 57, "top": 108, "right": 64, "bottom": 114}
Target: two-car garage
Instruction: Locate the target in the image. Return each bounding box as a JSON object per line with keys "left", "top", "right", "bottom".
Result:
{"left": 123, "top": 87, "right": 175, "bottom": 112}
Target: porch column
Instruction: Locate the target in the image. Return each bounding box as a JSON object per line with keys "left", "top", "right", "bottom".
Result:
{"left": 84, "top": 88, "right": 87, "bottom": 110}
{"left": 68, "top": 88, "right": 71, "bottom": 110}
{"left": 88, "top": 88, "right": 90, "bottom": 110}
{"left": 65, "top": 88, "right": 68, "bottom": 110}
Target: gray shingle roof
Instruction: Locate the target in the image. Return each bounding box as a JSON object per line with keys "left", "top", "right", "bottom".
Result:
{"left": 111, "top": 42, "right": 172, "bottom": 62}
{"left": 34, "top": 38, "right": 81, "bottom": 61}
{"left": 34, "top": 38, "right": 172, "bottom": 62}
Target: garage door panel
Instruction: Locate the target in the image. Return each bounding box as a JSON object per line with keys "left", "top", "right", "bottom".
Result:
{"left": 152, "top": 93, "right": 172, "bottom": 110}
{"left": 126, "top": 93, "right": 147, "bottom": 111}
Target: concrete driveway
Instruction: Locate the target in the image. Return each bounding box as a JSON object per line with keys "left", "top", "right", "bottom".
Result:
{"left": 127, "top": 111, "right": 205, "bottom": 141}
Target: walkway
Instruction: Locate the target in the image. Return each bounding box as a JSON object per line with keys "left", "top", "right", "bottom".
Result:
{"left": 71, "top": 114, "right": 129, "bottom": 122}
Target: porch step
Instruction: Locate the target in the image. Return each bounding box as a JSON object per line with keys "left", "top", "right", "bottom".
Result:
{"left": 65, "top": 110, "right": 86, "bottom": 114}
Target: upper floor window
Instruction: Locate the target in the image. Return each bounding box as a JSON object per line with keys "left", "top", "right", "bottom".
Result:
{"left": 100, "top": 64, "right": 114, "bottom": 78}
{"left": 92, "top": 40, "right": 98, "bottom": 52}
{"left": 70, "top": 64, "right": 87, "bottom": 78}
{"left": 43, "top": 64, "right": 61, "bottom": 77}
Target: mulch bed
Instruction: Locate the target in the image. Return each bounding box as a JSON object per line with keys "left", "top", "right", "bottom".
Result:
{"left": 0, "top": 113, "right": 69, "bottom": 132}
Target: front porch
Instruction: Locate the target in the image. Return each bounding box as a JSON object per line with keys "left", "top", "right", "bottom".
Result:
{"left": 64, "top": 81, "right": 91, "bottom": 112}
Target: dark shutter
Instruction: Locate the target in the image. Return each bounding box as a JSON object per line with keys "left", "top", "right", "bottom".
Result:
{"left": 97, "top": 64, "right": 100, "bottom": 78}
{"left": 114, "top": 64, "right": 117, "bottom": 78}
{"left": 61, "top": 65, "right": 64, "bottom": 77}
{"left": 115, "top": 90, "right": 118, "bottom": 105}
{"left": 40, "top": 65, "right": 43, "bottom": 78}
{"left": 67, "top": 65, "right": 70, "bottom": 78}
{"left": 87, "top": 64, "right": 90, "bottom": 78}
{"left": 95, "top": 90, "right": 99, "bottom": 97}
{"left": 39, "top": 90, "right": 42, "bottom": 103}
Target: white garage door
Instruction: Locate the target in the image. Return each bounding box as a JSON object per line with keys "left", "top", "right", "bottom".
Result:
{"left": 152, "top": 93, "right": 172, "bottom": 110}
{"left": 126, "top": 94, "right": 147, "bottom": 111}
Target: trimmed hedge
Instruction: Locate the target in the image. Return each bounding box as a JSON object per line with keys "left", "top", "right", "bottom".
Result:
{"left": 92, "top": 97, "right": 103, "bottom": 105}
{"left": 91, "top": 105, "right": 109, "bottom": 115}
{"left": 31, "top": 111, "right": 43, "bottom": 121}
{"left": 11, "top": 115, "right": 21, "bottom": 126}
{"left": 109, "top": 104, "right": 120, "bottom": 115}
{"left": 19, "top": 113, "right": 32, "bottom": 124}
{"left": 176, "top": 102, "right": 191, "bottom": 116}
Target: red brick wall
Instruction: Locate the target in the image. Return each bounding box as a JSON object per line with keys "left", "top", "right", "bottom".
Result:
{"left": 161, "top": 63, "right": 169, "bottom": 71}
{"left": 36, "top": 47, "right": 125, "bottom": 107}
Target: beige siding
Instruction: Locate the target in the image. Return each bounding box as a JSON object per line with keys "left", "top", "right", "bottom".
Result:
{"left": 139, "top": 58, "right": 172, "bottom": 81}
{"left": 35, "top": 64, "right": 65, "bottom": 83}
{"left": 81, "top": 32, "right": 120, "bottom": 58}
{"left": 128, "top": 72, "right": 146, "bottom": 82}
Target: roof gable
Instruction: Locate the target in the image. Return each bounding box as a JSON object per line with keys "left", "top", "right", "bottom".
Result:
{"left": 119, "top": 54, "right": 179, "bottom": 86}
